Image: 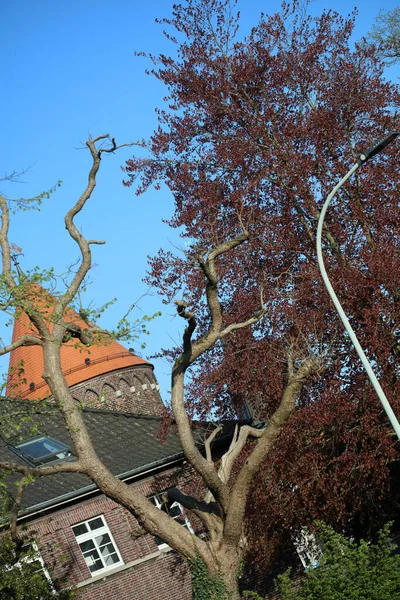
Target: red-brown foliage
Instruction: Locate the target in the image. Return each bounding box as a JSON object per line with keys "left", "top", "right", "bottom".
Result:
{"left": 124, "top": 0, "right": 400, "bottom": 581}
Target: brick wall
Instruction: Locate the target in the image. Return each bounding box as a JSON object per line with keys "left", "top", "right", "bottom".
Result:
{"left": 69, "top": 365, "right": 164, "bottom": 416}
{"left": 28, "top": 465, "right": 194, "bottom": 600}
{"left": 78, "top": 552, "right": 191, "bottom": 600}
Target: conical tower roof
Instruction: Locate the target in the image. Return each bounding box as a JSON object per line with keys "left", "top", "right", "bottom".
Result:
{"left": 6, "top": 298, "right": 149, "bottom": 400}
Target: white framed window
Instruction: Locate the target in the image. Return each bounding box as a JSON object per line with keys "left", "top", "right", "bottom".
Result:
{"left": 71, "top": 515, "right": 123, "bottom": 575}
{"left": 293, "top": 528, "right": 321, "bottom": 569}
{"left": 10, "top": 541, "right": 54, "bottom": 588}
{"left": 150, "top": 491, "right": 194, "bottom": 549}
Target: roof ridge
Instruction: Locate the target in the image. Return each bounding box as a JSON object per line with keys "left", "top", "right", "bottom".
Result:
{"left": 0, "top": 398, "right": 164, "bottom": 421}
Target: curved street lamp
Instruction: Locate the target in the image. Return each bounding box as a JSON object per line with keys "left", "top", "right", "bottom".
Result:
{"left": 316, "top": 132, "right": 400, "bottom": 440}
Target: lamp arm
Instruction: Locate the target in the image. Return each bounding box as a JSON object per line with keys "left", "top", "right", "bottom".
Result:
{"left": 316, "top": 162, "right": 400, "bottom": 440}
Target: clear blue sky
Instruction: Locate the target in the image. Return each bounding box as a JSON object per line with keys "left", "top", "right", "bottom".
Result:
{"left": 0, "top": 0, "right": 398, "bottom": 400}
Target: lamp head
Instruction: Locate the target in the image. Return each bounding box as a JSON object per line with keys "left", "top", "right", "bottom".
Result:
{"left": 358, "top": 131, "right": 399, "bottom": 165}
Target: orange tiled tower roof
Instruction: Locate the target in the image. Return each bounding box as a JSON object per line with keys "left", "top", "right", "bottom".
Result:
{"left": 6, "top": 296, "right": 148, "bottom": 400}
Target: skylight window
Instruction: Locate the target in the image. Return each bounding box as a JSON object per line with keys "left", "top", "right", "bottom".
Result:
{"left": 10, "top": 435, "right": 74, "bottom": 466}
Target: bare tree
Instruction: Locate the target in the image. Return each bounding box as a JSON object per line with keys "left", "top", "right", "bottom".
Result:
{"left": 0, "top": 135, "right": 320, "bottom": 599}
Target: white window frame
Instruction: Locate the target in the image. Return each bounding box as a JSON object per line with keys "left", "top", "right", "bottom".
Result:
{"left": 293, "top": 528, "right": 321, "bottom": 569}
{"left": 150, "top": 492, "right": 194, "bottom": 550}
{"left": 9, "top": 542, "right": 54, "bottom": 589}
{"left": 71, "top": 515, "right": 124, "bottom": 576}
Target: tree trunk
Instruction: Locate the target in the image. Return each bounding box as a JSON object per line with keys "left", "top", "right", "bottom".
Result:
{"left": 222, "top": 554, "right": 241, "bottom": 599}
{"left": 217, "top": 543, "right": 242, "bottom": 600}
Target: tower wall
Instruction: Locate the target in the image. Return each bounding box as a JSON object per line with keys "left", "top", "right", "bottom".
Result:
{"left": 69, "top": 364, "right": 164, "bottom": 416}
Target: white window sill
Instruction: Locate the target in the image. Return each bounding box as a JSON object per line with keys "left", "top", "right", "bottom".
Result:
{"left": 76, "top": 550, "right": 167, "bottom": 588}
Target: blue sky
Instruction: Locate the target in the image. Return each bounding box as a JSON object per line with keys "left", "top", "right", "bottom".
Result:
{"left": 0, "top": 0, "right": 398, "bottom": 400}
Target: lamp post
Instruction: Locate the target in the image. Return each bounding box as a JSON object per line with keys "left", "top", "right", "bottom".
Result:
{"left": 316, "top": 132, "right": 400, "bottom": 440}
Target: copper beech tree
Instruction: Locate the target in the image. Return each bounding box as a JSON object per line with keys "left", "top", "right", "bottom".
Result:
{"left": 123, "top": 0, "right": 400, "bottom": 589}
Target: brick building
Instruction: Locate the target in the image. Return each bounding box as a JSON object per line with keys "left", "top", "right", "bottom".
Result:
{"left": 1, "top": 297, "right": 317, "bottom": 600}
{"left": 1, "top": 304, "right": 202, "bottom": 599}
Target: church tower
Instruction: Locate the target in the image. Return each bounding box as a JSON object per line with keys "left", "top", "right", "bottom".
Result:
{"left": 6, "top": 302, "right": 164, "bottom": 416}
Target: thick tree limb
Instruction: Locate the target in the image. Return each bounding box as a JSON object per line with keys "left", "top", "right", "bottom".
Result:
{"left": 9, "top": 480, "right": 25, "bottom": 547}
{"left": 171, "top": 232, "right": 267, "bottom": 516}
{"left": 0, "top": 459, "right": 86, "bottom": 477}
{"left": 0, "top": 335, "right": 42, "bottom": 356}
{"left": 170, "top": 366, "right": 230, "bottom": 513}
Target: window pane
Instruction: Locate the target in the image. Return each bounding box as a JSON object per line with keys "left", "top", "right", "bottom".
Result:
{"left": 95, "top": 533, "right": 111, "bottom": 547}
{"left": 99, "top": 543, "right": 116, "bottom": 558}
{"left": 18, "top": 437, "right": 66, "bottom": 459}
{"left": 154, "top": 535, "right": 165, "bottom": 546}
{"left": 72, "top": 523, "right": 88, "bottom": 536}
{"left": 88, "top": 558, "right": 104, "bottom": 573}
{"left": 82, "top": 548, "right": 101, "bottom": 569}
{"left": 41, "top": 450, "right": 70, "bottom": 463}
{"left": 88, "top": 517, "right": 104, "bottom": 531}
{"left": 79, "top": 540, "right": 96, "bottom": 553}
{"left": 42, "top": 439, "right": 64, "bottom": 454}
{"left": 73, "top": 515, "right": 123, "bottom": 575}
{"left": 103, "top": 553, "right": 119, "bottom": 566}
{"left": 168, "top": 504, "right": 182, "bottom": 518}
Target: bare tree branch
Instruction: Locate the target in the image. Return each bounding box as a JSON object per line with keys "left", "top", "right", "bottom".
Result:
{"left": 170, "top": 232, "right": 268, "bottom": 517}
{"left": 0, "top": 459, "right": 86, "bottom": 477}
{"left": 218, "top": 424, "right": 264, "bottom": 485}
{"left": 197, "top": 231, "right": 249, "bottom": 340}
{"left": 60, "top": 135, "right": 137, "bottom": 313}
{"left": 205, "top": 425, "right": 223, "bottom": 463}
{"left": 220, "top": 310, "right": 266, "bottom": 340}
{"left": 0, "top": 196, "right": 14, "bottom": 288}
{"left": 9, "top": 480, "right": 25, "bottom": 547}
{"left": 0, "top": 335, "right": 43, "bottom": 356}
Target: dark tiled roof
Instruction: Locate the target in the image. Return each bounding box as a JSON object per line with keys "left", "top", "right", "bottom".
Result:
{"left": 0, "top": 400, "right": 185, "bottom": 515}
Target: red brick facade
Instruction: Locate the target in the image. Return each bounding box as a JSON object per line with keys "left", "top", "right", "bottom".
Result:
{"left": 27, "top": 466, "right": 193, "bottom": 599}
